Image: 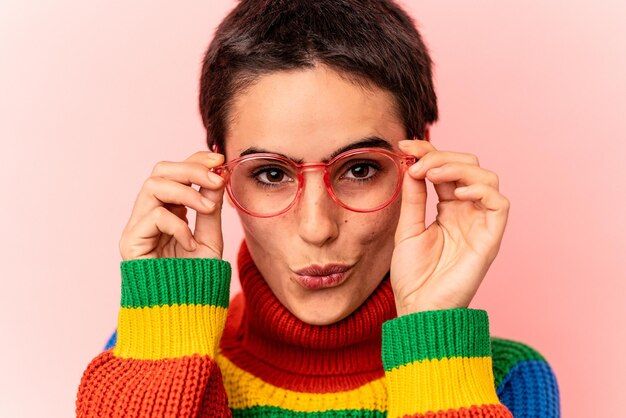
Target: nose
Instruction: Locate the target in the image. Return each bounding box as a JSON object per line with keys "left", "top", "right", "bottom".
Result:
{"left": 295, "top": 170, "right": 340, "bottom": 247}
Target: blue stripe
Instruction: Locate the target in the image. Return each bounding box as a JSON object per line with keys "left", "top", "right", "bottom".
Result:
{"left": 496, "top": 359, "right": 561, "bottom": 417}
{"left": 103, "top": 329, "right": 117, "bottom": 351}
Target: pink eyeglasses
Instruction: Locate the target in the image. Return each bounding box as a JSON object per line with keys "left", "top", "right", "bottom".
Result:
{"left": 211, "top": 145, "right": 417, "bottom": 218}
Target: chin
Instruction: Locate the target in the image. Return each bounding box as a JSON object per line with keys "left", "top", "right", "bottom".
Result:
{"left": 279, "top": 265, "right": 383, "bottom": 325}
{"left": 286, "top": 291, "right": 358, "bottom": 325}
{"left": 293, "top": 309, "right": 350, "bottom": 326}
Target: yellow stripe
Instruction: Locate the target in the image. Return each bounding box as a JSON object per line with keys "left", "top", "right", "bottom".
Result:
{"left": 216, "top": 354, "right": 388, "bottom": 412}
{"left": 386, "top": 356, "right": 501, "bottom": 417}
{"left": 113, "top": 304, "right": 228, "bottom": 360}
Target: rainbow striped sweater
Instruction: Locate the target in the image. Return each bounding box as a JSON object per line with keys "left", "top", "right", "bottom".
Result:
{"left": 77, "top": 241, "right": 560, "bottom": 417}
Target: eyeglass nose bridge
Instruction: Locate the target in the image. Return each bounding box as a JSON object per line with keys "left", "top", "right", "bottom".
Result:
{"left": 296, "top": 161, "right": 332, "bottom": 186}
{"left": 292, "top": 162, "right": 340, "bottom": 207}
{"left": 297, "top": 161, "right": 331, "bottom": 171}
{"left": 294, "top": 161, "right": 334, "bottom": 185}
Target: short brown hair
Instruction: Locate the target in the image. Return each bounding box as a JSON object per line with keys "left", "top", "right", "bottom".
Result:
{"left": 199, "top": 0, "right": 438, "bottom": 153}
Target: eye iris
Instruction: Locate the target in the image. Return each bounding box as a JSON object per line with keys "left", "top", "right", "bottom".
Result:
{"left": 267, "top": 169, "right": 284, "bottom": 182}
{"left": 351, "top": 165, "right": 369, "bottom": 178}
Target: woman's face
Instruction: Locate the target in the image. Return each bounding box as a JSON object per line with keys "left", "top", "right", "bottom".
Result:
{"left": 224, "top": 64, "right": 407, "bottom": 325}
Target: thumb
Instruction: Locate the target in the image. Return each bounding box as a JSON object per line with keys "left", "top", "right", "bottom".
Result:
{"left": 193, "top": 185, "right": 225, "bottom": 259}
{"left": 395, "top": 170, "right": 428, "bottom": 245}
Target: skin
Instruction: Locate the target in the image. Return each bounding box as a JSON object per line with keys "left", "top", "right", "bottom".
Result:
{"left": 224, "top": 64, "right": 407, "bottom": 325}
{"left": 119, "top": 63, "right": 510, "bottom": 326}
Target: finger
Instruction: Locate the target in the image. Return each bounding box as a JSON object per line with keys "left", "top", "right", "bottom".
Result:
{"left": 424, "top": 162, "right": 499, "bottom": 190}
{"left": 124, "top": 206, "right": 197, "bottom": 260}
{"left": 193, "top": 185, "right": 225, "bottom": 258}
{"left": 400, "top": 141, "right": 482, "bottom": 203}
{"left": 184, "top": 150, "right": 225, "bottom": 167}
{"left": 424, "top": 162, "right": 499, "bottom": 203}
{"left": 398, "top": 138, "right": 441, "bottom": 166}
{"left": 150, "top": 161, "right": 226, "bottom": 188}
{"left": 407, "top": 162, "right": 457, "bottom": 202}
{"left": 454, "top": 183, "right": 510, "bottom": 234}
{"left": 153, "top": 152, "right": 225, "bottom": 184}
{"left": 405, "top": 150, "right": 480, "bottom": 179}
{"left": 399, "top": 138, "right": 439, "bottom": 156}
{"left": 395, "top": 170, "right": 428, "bottom": 245}
{"left": 128, "top": 176, "right": 222, "bottom": 231}
{"left": 126, "top": 152, "right": 225, "bottom": 228}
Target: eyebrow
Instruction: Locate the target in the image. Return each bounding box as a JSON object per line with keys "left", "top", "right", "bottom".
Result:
{"left": 238, "top": 136, "right": 393, "bottom": 163}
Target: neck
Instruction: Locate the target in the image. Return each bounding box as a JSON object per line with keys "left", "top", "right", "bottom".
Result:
{"left": 219, "top": 240, "right": 398, "bottom": 392}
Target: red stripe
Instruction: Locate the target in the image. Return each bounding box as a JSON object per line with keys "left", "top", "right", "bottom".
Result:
{"left": 76, "top": 350, "right": 229, "bottom": 417}
{"left": 402, "top": 403, "right": 512, "bottom": 418}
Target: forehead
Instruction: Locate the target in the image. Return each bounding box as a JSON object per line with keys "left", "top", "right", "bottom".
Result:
{"left": 224, "top": 65, "right": 405, "bottom": 161}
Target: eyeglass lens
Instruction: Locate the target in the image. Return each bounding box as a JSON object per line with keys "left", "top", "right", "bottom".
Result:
{"left": 228, "top": 151, "right": 401, "bottom": 216}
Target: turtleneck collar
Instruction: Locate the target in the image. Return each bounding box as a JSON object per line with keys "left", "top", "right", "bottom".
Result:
{"left": 219, "top": 240, "right": 398, "bottom": 392}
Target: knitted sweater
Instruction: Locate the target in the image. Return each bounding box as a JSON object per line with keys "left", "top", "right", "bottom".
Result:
{"left": 77, "top": 240, "right": 560, "bottom": 417}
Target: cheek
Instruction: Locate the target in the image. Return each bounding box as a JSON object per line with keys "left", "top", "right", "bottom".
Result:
{"left": 238, "top": 214, "right": 296, "bottom": 258}
{"left": 348, "top": 200, "right": 401, "bottom": 246}
{"left": 240, "top": 217, "right": 276, "bottom": 245}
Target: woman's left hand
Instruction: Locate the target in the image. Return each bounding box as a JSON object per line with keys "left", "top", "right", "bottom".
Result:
{"left": 390, "top": 138, "right": 510, "bottom": 316}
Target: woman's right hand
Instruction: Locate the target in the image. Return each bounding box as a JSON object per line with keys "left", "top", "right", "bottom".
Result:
{"left": 119, "top": 151, "right": 226, "bottom": 261}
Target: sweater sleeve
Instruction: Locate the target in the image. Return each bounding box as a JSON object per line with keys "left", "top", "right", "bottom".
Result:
{"left": 381, "top": 308, "right": 513, "bottom": 418}
{"left": 76, "top": 257, "right": 233, "bottom": 418}
{"left": 493, "top": 337, "right": 561, "bottom": 417}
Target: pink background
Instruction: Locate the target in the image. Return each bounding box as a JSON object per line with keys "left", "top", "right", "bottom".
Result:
{"left": 1, "top": 1, "right": 624, "bottom": 416}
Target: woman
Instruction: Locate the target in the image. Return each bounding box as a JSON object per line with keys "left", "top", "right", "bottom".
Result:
{"left": 77, "top": 1, "right": 560, "bottom": 417}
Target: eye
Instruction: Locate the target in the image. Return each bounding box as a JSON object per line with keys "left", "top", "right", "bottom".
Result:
{"left": 342, "top": 162, "right": 379, "bottom": 181}
{"left": 254, "top": 166, "right": 293, "bottom": 185}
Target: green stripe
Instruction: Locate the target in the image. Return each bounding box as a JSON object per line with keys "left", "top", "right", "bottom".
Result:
{"left": 382, "top": 308, "right": 491, "bottom": 371}
{"left": 491, "top": 337, "right": 547, "bottom": 388}
{"left": 120, "top": 257, "right": 231, "bottom": 308}
{"left": 231, "top": 406, "right": 385, "bottom": 417}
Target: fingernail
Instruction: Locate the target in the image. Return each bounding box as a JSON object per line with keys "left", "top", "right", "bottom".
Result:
{"left": 201, "top": 197, "right": 215, "bottom": 208}
{"left": 189, "top": 239, "right": 197, "bottom": 250}
{"left": 207, "top": 171, "right": 224, "bottom": 185}
{"left": 428, "top": 167, "right": 442, "bottom": 175}
{"left": 456, "top": 186, "right": 469, "bottom": 194}
{"left": 399, "top": 140, "right": 413, "bottom": 147}
{"left": 207, "top": 153, "right": 223, "bottom": 161}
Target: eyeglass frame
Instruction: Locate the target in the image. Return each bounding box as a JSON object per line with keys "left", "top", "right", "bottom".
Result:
{"left": 210, "top": 145, "right": 418, "bottom": 218}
